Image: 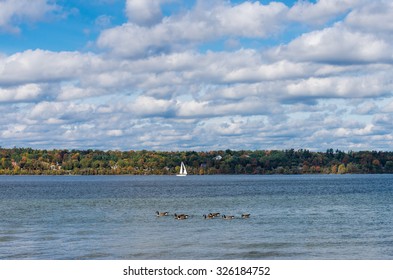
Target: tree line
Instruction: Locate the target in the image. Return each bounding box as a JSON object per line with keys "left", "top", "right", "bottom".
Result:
{"left": 1, "top": 147, "right": 393, "bottom": 175}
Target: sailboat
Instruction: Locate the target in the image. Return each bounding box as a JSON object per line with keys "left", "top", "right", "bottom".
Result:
{"left": 177, "top": 162, "right": 187, "bottom": 176}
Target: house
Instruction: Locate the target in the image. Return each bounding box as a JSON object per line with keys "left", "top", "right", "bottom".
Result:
{"left": 213, "top": 155, "right": 222, "bottom": 161}
{"left": 50, "top": 162, "right": 62, "bottom": 170}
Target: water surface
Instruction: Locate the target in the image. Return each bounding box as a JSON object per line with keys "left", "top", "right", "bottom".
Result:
{"left": 1, "top": 174, "right": 393, "bottom": 259}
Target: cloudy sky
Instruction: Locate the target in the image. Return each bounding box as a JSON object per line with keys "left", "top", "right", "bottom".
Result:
{"left": 1, "top": 0, "right": 393, "bottom": 151}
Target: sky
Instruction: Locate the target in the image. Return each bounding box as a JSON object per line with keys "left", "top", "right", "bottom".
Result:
{"left": 1, "top": 0, "right": 393, "bottom": 151}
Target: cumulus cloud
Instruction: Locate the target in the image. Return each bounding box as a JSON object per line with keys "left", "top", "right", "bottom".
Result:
{"left": 98, "top": 1, "right": 288, "bottom": 57}
{"left": 28, "top": 101, "right": 96, "bottom": 123}
{"left": 0, "top": 49, "right": 104, "bottom": 85}
{"left": 0, "top": 0, "right": 58, "bottom": 33}
{"left": 288, "top": 0, "right": 364, "bottom": 25}
{"left": 0, "top": 83, "right": 44, "bottom": 103}
{"left": 286, "top": 74, "right": 393, "bottom": 99}
{"left": 125, "top": 0, "right": 163, "bottom": 26}
{"left": 345, "top": 0, "right": 393, "bottom": 33}
{"left": 273, "top": 25, "right": 393, "bottom": 64}
{"left": 106, "top": 129, "right": 123, "bottom": 137}
{"left": 351, "top": 101, "right": 379, "bottom": 115}
{"left": 125, "top": 95, "right": 176, "bottom": 117}
{"left": 176, "top": 97, "right": 276, "bottom": 118}
{"left": 2, "top": 0, "right": 393, "bottom": 151}
{"left": 222, "top": 60, "right": 315, "bottom": 83}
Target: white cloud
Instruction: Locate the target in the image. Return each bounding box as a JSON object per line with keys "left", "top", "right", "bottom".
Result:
{"left": 0, "top": 49, "right": 104, "bottom": 85}
{"left": 223, "top": 60, "right": 314, "bottom": 83}
{"left": 98, "top": 1, "right": 288, "bottom": 57}
{"left": 125, "top": 96, "right": 176, "bottom": 117}
{"left": 288, "top": 0, "right": 364, "bottom": 25}
{"left": 0, "top": 0, "right": 58, "bottom": 33}
{"left": 95, "top": 15, "right": 113, "bottom": 28}
{"left": 352, "top": 101, "right": 379, "bottom": 115}
{"left": 176, "top": 96, "right": 276, "bottom": 118}
{"left": 1, "top": 124, "right": 28, "bottom": 138}
{"left": 0, "top": 83, "right": 44, "bottom": 102}
{"left": 28, "top": 101, "right": 96, "bottom": 124}
{"left": 286, "top": 74, "right": 393, "bottom": 99}
{"left": 381, "top": 101, "right": 393, "bottom": 113}
{"left": 125, "top": 0, "right": 163, "bottom": 26}
{"left": 201, "top": 119, "right": 245, "bottom": 136}
{"left": 107, "top": 129, "right": 123, "bottom": 137}
{"left": 57, "top": 84, "right": 108, "bottom": 101}
{"left": 345, "top": 0, "right": 393, "bottom": 33}
{"left": 3, "top": 0, "right": 393, "bottom": 151}
{"left": 273, "top": 25, "right": 393, "bottom": 64}
{"left": 213, "top": 1, "right": 288, "bottom": 37}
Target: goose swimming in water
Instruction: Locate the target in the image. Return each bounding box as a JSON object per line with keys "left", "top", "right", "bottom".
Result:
{"left": 203, "top": 214, "right": 214, "bottom": 219}
{"left": 222, "top": 215, "right": 235, "bottom": 220}
{"left": 210, "top": 212, "right": 220, "bottom": 217}
{"left": 156, "top": 211, "right": 169, "bottom": 217}
{"left": 241, "top": 213, "right": 250, "bottom": 218}
{"left": 174, "top": 213, "right": 189, "bottom": 220}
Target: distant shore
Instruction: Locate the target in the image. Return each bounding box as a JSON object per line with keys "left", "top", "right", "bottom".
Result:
{"left": 1, "top": 147, "right": 393, "bottom": 175}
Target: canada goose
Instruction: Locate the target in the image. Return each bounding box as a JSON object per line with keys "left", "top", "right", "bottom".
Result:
{"left": 203, "top": 214, "right": 214, "bottom": 219}
{"left": 156, "top": 211, "right": 169, "bottom": 217}
{"left": 210, "top": 212, "right": 220, "bottom": 217}
{"left": 174, "top": 213, "right": 189, "bottom": 220}
{"left": 241, "top": 213, "right": 250, "bottom": 218}
{"left": 222, "top": 215, "right": 235, "bottom": 220}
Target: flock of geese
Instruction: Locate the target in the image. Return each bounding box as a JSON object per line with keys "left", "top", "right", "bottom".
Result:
{"left": 156, "top": 211, "right": 250, "bottom": 220}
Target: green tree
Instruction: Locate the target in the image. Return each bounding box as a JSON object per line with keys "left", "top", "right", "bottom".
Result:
{"left": 384, "top": 161, "right": 393, "bottom": 173}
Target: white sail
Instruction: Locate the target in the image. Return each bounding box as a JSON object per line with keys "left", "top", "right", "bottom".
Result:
{"left": 177, "top": 162, "right": 187, "bottom": 176}
{"left": 181, "top": 162, "right": 187, "bottom": 175}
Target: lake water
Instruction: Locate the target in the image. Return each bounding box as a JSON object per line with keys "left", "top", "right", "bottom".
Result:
{"left": 1, "top": 174, "right": 393, "bottom": 260}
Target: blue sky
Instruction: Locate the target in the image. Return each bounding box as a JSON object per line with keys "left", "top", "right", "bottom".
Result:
{"left": 0, "top": 0, "right": 302, "bottom": 53}
{"left": 1, "top": 0, "right": 393, "bottom": 151}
